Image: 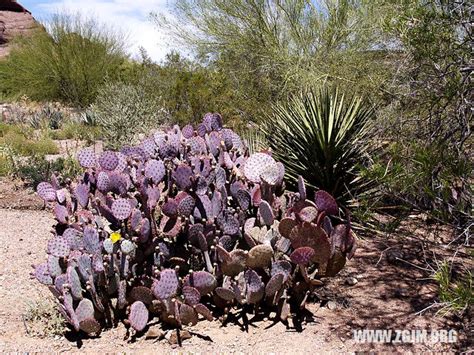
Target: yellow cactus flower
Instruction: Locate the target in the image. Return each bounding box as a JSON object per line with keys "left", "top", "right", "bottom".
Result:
{"left": 110, "top": 231, "right": 121, "bottom": 243}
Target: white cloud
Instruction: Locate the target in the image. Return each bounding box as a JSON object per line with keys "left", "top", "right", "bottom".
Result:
{"left": 36, "top": 0, "right": 177, "bottom": 61}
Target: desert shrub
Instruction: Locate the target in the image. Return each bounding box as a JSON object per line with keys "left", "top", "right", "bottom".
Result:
{"left": 0, "top": 13, "right": 127, "bottom": 107}
{"left": 155, "top": 1, "right": 393, "bottom": 123}
{"left": 2, "top": 153, "right": 81, "bottom": 188}
{"left": 358, "top": 1, "right": 473, "bottom": 228}
{"left": 0, "top": 155, "right": 9, "bottom": 176}
{"left": 48, "top": 122, "right": 101, "bottom": 143}
{"left": 92, "top": 81, "right": 167, "bottom": 148}
{"left": 361, "top": 141, "right": 473, "bottom": 228}
{"left": 32, "top": 114, "right": 356, "bottom": 336}
{"left": 0, "top": 124, "right": 58, "bottom": 156}
{"left": 15, "top": 156, "right": 82, "bottom": 188}
{"left": 263, "top": 86, "right": 374, "bottom": 202}
{"left": 120, "top": 51, "right": 241, "bottom": 127}
{"left": 24, "top": 299, "right": 66, "bottom": 337}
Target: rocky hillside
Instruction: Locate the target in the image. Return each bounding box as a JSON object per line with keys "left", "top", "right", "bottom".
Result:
{"left": 0, "top": 1, "right": 38, "bottom": 58}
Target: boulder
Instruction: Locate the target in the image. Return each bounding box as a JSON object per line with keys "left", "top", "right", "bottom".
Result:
{"left": 0, "top": 1, "right": 39, "bottom": 58}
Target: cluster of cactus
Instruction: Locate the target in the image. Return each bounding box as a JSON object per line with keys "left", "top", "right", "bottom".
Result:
{"left": 33, "top": 113, "right": 356, "bottom": 336}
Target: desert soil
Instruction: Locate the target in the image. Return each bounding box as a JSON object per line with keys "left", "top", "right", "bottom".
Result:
{"left": 0, "top": 179, "right": 472, "bottom": 353}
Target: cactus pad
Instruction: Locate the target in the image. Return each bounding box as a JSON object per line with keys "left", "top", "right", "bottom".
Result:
{"left": 129, "top": 301, "right": 149, "bottom": 332}
{"left": 258, "top": 200, "right": 274, "bottom": 226}
{"left": 315, "top": 190, "right": 339, "bottom": 216}
{"left": 99, "top": 151, "right": 119, "bottom": 171}
{"left": 34, "top": 263, "right": 52, "bottom": 285}
{"left": 298, "top": 206, "right": 318, "bottom": 223}
{"left": 243, "top": 153, "right": 276, "bottom": 183}
{"left": 215, "top": 287, "right": 236, "bottom": 301}
{"left": 47, "top": 237, "right": 70, "bottom": 258}
{"left": 77, "top": 148, "right": 96, "bottom": 168}
{"left": 182, "top": 124, "right": 194, "bottom": 139}
{"left": 144, "top": 159, "right": 165, "bottom": 184}
{"left": 111, "top": 198, "right": 132, "bottom": 220}
{"left": 236, "top": 189, "right": 251, "bottom": 210}
{"left": 290, "top": 247, "right": 316, "bottom": 265}
{"left": 271, "top": 260, "right": 292, "bottom": 282}
{"left": 184, "top": 271, "right": 216, "bottom": 296}
{"left": 247, "top": 244, "right": 273, "bottom": 269}
{"left": 179, "top": 303, "right": 198, "bottom": 326}
{"left": 79, "top": 317, "right": 101, "bottom": 334}
{"left": 37, "top": 182, "right": 57, "bottom": 202}
{"left": 96, "top": 171, "right": 110, "bottom": 192}
{"left": 54, "top": 204, "right": 69, "bottom": 224}
{"left": 265, "top": 273, "right": 284, "bottom": 297}
{"left": 182, "top": 286, "right": 201, "bottom": 306}
{"left": 152, "top": 269, "right": 179, "bottom": 300}
{"left": 67, "top": 266, "right": 83, "bottom": 300}
{"left": 75, "top": 183, "right": 89, "bottom": 208}
{"left": 47, "top": 255, "right": 62, "bottom": 278}
{"left": 83, "top": 226, "right": 100, "bottom": 254}
{"left": 75, "top": 299, "right": 94, "bottom": 322}
{"left": 194, "top": 303, "right": 213, "bottom": 321}
{"left": 220, "top": 249, "right": 248, "bottom": 276}
{"left": 173, "top": 164, "right": 193, "bottom": 190}
{"left": 245, "top": 269, "right": 264, "bottom": 304}
{"left": 130, "top": 286, "right": 153, "bottom": 305}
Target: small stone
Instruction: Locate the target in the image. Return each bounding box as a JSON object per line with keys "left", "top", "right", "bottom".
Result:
{"left": 145, "top": 327, "right": 163, "bottom": 340}
{"left": 166, "top": 329, "right": 192, "bottom": 345}
{"left": 327, "top": 301, "right": 337, "bottom": 310}
{"left": 345, "top": 277, "right": 358, "bottom": 286}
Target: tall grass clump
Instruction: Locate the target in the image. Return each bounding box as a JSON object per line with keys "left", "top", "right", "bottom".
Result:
{"left": 0, "top": 12, "right": 127, "bottom": 107}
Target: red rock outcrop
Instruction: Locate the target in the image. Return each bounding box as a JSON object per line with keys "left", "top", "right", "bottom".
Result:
{"left": 0, "top": 1, "right": 38, "bottom": 58}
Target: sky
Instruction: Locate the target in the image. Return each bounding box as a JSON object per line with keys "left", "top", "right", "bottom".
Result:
{"left": 18, "top": 0, "right": 178, "bottom": 62}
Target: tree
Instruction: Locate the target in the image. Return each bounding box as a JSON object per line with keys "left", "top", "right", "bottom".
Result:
{"left": 153, "top": 0, "right": 393, "bottom": 122}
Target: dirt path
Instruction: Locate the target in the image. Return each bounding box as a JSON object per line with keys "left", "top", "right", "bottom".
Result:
{"left": 0, "top": 205, "right": 471, "bottom": 353}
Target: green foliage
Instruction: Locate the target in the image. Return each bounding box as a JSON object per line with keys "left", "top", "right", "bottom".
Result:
{"left": 0, "top": 155, "right": 9, "bottom": 176}
{"left": 361, "top": 141, "right": 473, "bottom": 224}
{"left": 120, "top": 51, "right": 241, "bottom": 127}
{"left": 7, "top": 154, "right": 81, "bottom": 188}
{"left": 433, "top": 262, "right": 473, "bottom": 316}
{"left": 155, "top": 0, "right": 392, "bottom": 122}
{"left": 0, "top": 124, "right": 58, "bottom": 156}
{"left": 48, "top": 121, "right": 101, "bottom": 143}
{"left": 92, "top": 81, "right": 167, "bottom": 148}
{"left": 263, "top": 86, "right": 374, "bottom": 201}
{"left": 376, "top": 0, "right": 471, "bottom": 149}
{"left": 0, "top": 13, "right": 127, "bottom": 107}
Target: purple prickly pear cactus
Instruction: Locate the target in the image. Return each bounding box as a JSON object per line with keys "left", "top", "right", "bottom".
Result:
{"left": 32, "top": 112, "right": 355, "bottom": 338}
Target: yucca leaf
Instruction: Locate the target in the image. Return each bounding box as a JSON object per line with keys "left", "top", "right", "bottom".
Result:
{"left": 262, "top": 85, "right": 374, "bottom": 202}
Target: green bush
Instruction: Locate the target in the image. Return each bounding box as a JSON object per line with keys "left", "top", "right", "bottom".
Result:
{"left": 0, "top": 124, "right": 58, "bottom": 156}
{"left": 48, "top": 121, "right": 101, "bottom": 143}
{"left": 263, "top": 86, "right": 374, "bottom": 202}
{"left": 92, "top": 81, "right": 167, "bottom": 148}
{"left": 0, "top": 13, "right": 127, "bottom": 107}
{"left": 8, "top": 154, "right": 81, "bottom": 188}
{"left": 361, "top": 141, "right": 473, "bottom": 226}
{"left": 155, "top": 1, "right": 393, "bottom": 123}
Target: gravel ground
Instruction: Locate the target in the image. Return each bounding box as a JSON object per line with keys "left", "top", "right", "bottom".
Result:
{"left": 0, "top": 207, "right": 471, "bottom": 353}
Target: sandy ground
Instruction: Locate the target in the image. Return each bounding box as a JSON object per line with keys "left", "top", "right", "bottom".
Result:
{"left": 0, "top": 182, "right": 472, "bottom": 353}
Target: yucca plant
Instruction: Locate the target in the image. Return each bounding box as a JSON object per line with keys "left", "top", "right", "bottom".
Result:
{"left": 263, "top": 85, "right": 374, "bottom": 202}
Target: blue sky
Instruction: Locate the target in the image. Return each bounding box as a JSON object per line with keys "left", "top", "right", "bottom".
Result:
{"left": 18, "top": 0, "right": 176, "bottom": 61}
